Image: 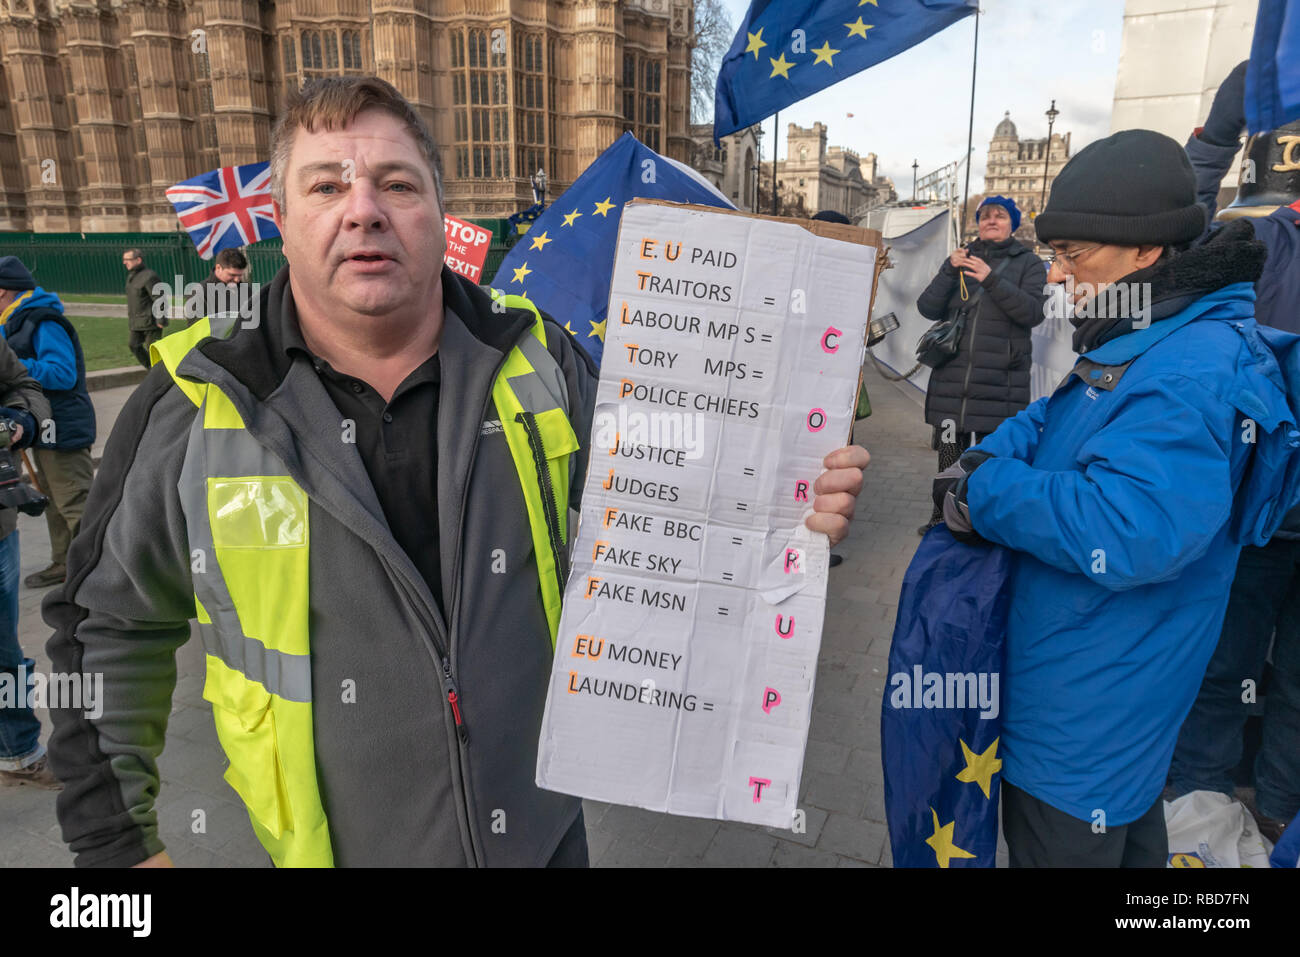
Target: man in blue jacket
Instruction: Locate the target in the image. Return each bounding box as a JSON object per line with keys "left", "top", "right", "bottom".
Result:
{"left": 933, "top": 130, "right": 1300, "bottom": 866}
{"left": 1167, "top": 62, "right": 1300, "bottom": 845}
{"left": 0, "top": 257, "right": 96, "bottom": 589}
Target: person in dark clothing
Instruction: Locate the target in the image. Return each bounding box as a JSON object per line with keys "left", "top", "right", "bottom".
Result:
{"left": 195, "top": 247, "right": 250, "bottom": 327}
{"left": 1168, "top": 61, "right": 1300, "bottom": 845}
{"left": 915, "top": 196, "right": 1048, "bottom": 533}
{"left": 123, "top": 249, "right": 166, "bottom": 369}
{"left": 0, "top": 265, "right": 56, "bottom": 787}
{"left": 0, "top": 257, "right": 96, "bottom": 589}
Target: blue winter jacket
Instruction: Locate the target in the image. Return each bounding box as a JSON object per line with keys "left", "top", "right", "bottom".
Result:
{"left": 965, "top": 283, "right": 1300, "bottom": 825}
{"left": 2, "top": 287, "right": 96, "bottom": 450}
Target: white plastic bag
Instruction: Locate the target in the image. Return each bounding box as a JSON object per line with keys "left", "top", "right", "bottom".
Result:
{"left": 1164, "top": 790, "right": 1273, "bottom": 868}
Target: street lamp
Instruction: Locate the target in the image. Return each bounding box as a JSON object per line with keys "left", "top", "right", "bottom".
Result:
{"left": 912, "top": 158, "right": 919, "bottom": 203}
{"left": 531, "top": 168, "right": 548, "bottom": 209}
{"left": 1040, "top": 100, "right": 1058, "bottom": 215}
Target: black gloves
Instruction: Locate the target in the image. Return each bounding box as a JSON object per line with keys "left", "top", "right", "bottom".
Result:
{"left": 931, "top": 449, "right": 993, "bottom": 545}
{"left": 1201, "top": 60, "right": 1248, "bottom": 147}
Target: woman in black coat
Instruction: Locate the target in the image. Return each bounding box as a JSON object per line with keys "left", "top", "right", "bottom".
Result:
{"left": 915, "top": 196, "right": 1048, "bottom": 533}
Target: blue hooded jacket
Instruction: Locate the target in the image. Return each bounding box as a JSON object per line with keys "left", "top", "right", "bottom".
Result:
{"left": 964, "top": 281, "right": 1300, "bottom": 826}
{"left": 2, "top": 287, "right": 95, "bottom": 450}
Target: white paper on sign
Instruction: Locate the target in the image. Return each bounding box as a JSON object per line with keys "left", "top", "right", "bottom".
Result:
{"left": 535, "top": 202, "right": 876, "bottom": 829}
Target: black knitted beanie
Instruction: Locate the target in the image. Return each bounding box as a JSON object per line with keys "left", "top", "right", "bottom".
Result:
{"left": 1034, "top": 129, "right": 1207, "bottom": 246}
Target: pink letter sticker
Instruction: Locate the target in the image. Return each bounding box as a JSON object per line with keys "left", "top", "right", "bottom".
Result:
{"left": 807, "top": 408, "right": 826, "bottom": 432}
{"left": 762, "top": 688, "right": 781, "bottom": 714}
{"left": 749, "top": 777, "right": 771, "bottom": 803}
{"left": 821, "top": 326, "right": 842, "bottom": 353}
{"left": 775, "top": 614, "right": 794, "bottom": 638}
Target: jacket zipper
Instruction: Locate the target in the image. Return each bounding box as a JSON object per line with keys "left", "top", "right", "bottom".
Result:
{"left": 439, "top": 337, "right": 521, "bottom": 866}
{"left": 514, "top": 409, "right": 569, "bottom": 598}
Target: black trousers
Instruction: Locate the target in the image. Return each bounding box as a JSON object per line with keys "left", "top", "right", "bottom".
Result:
{"left": 1001, "top": 781, "right": 1167, "bottom": 867}
{"left": 128, "top": 327, "right": 163, "bottom": 370}
{"left": 545, "top": 810, "right": 590, "bottom": 867}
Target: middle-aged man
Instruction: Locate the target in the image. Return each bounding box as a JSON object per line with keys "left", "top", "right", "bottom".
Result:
{"left": 0, "top": 257, "right": 97, "bottom": 590}
{"left": 195, "top": 247, "right": 251, "bottom": 327}
{"left": 932, "top": 129, "right": 1300, "bottom": 866}
{"left": 1167, "top": 61, "right": 1300, "bottom": 845}
{"left": 44, "top": 76, "right": 871, "bottom": 868}
{"left": 122, "top": 248, "right": 166, "bottom": 369}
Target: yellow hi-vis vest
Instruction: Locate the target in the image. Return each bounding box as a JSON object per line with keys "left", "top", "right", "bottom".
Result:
{"left": 150, "top": 296, "right": 577, "bottom": 867}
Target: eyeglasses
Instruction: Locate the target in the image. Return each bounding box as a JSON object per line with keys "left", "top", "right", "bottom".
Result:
{"left": 1047, "top": 243, "right": 1103, "bottom": 273}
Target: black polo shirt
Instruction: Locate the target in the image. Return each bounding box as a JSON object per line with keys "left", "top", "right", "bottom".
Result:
{"left": 272, "top": 307, "right": 445, "bottom": 616}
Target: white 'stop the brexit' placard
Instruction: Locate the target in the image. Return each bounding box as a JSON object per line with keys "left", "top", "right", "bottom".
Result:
{"left": 535, "top": 201, "right": 878, "bottom": 829}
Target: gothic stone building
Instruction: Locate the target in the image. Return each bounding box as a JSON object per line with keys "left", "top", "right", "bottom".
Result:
{"left": 687, "top": 121, "right": 759, "bottom": 212}
{"left": 761, "top": 122, "right": 893, "bottom": 220}
{"left": 982, "top": 111, "right": 1071, "bottom": 221}
{"left": 0, "top": 0, "right": 694, "bottom": 232}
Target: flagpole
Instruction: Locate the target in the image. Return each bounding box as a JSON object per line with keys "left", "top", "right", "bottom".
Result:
{"left": 959, "top": 5, "right": 980, "bottom": 241}
{"left": 771, "top": 110, "right": 780, "bottom": 216}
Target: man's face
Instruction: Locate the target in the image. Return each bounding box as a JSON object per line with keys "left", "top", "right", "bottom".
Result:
{"left": 977, "top": 205, "right": 1013, "bottom": 242}
{"left": 0, "top": 289, "right": 15, "bottom": 311}
{"left": 214, "top": 264, "right": 246, "bottom": 284}
{"left": 123, "top": 254, "right": 140, "bottom": 271}
{"left": 272, "top": 109, "right": 446, "bottom": 318}
{"left": 1047, "top": 240, "right": 1157, "bottom": 310}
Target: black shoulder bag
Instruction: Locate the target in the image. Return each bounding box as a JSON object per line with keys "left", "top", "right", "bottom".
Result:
{"left": 915, "top": 255, "right": 1011, "bottom": 369}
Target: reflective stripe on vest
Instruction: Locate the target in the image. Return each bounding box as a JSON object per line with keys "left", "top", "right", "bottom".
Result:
{"left": 154, "top": 300, "right": 576, "bottom": 866}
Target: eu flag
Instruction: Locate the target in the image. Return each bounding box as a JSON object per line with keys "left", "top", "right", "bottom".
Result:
{"left": 714, "top": 0, "right": 978, "bottom": 141}
{"left": 881, "top": 525, "right": 1011, "bottom": 867}
{"left": 1246, "top": 0, "right": 1300, "bottom": 133}
{"left": 492, "top": 133, "right": 733, "bottom": 365}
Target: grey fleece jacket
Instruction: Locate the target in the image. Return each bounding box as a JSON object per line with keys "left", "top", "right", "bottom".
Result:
{"left": 44, "top": 266, "right": 599, "bottom": 866}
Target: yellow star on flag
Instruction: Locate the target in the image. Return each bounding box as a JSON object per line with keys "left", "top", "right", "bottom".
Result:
{"left": 745, "top": 27, "right": 767, "bottom": 60}
{"left": 769, "top": 53, "right": 795, "bottom": 79}
{"left": 924, "top": 807, "right": 977, "bottom": 868}
{"left": 860, "top": 0, "right": 879, "bottom": 6}
{"left": 562, "top": 209, "right": 582, "bottom": 227}
{"left": 511, "top": 262, "right": 531, "bottom": 284}
{"left": 593, "top": 197, "right": 615, "bottom": 217}
{"left": 589, "top": 317, "right": 607, "bottom": 341}
{"left": 564, "top": 320, "right": 574, "bottom": 334}
{"left": 812, "top": 41, "right": 840, "bottom": 66}
{"left": 955, "top": 736, "right": 1002, "bottom": 800}
{"left": 845, "top": 17, "right": 874, "bottom": 39}
{"left": 529, "top": 230, "right": 552, "bottom": 251}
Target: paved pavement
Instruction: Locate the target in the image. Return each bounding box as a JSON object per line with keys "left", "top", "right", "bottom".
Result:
{"left": 1, "top": 363, "right": 941, "bottom": 868}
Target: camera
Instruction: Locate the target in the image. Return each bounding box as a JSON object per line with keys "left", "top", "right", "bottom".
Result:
{"left": 0, "top": 419, "right": 48, "bottom": 516}
{"left": 867, "top": 311, "right": 901, "bottom": 347}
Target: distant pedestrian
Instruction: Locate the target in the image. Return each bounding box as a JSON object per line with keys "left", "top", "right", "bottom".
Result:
{"left": 123, "top": 249, "right": 166, "bottom": 369}
{"left": 196, "top": 247, "right": 250, "bottom": 327}
{"left": 915, "top": 196, "right": 1047, "bottom": 534}
{"left": 0, "top": 257, "right": 95, "bottom": 590}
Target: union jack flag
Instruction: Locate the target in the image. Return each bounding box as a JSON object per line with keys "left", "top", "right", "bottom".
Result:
{"left": 165, "top": 161, "right": 280, "bottom": 260}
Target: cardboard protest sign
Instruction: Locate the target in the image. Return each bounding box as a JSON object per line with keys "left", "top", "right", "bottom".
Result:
{"left": 536, "top": 200, "right": 880, "bottom": 828}
{"left": 443, "top": 214, "right": 492, "bottom": 283}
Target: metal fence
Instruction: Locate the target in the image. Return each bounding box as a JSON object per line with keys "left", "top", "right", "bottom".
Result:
{"left": 0, "top": 221, "right": 518, "bottom": 296}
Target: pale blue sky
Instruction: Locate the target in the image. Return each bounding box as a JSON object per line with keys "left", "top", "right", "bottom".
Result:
{"left": 716, "top": 0, "right": 1126, "bottom": 195}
